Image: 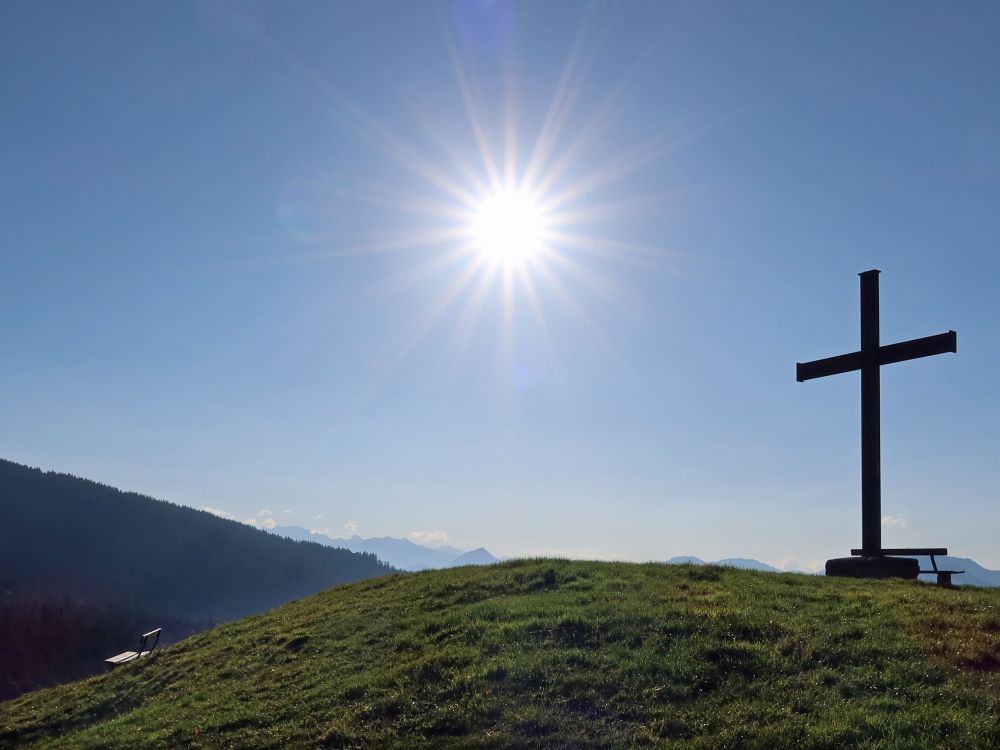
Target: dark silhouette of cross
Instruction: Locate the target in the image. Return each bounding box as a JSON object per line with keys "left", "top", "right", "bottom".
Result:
{"left": 796, "top": 270, "right": 956, "bottom": 556}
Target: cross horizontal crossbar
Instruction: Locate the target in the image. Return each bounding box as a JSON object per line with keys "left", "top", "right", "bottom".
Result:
{"left": 878, "top": 331, "right": 957, "bottom": 366}
{"left": 796, "top": 351, "right": 862, "bottom": 382}
{"left": 796, "top": 331, "right": 956, "bottom": 382}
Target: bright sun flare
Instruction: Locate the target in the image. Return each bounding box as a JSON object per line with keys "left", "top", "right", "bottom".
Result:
{"left": 310, "top": 10, "right": 666, "bottom": 372}
{"left": 470, "top": 189, "right": 548, "bottom": 266}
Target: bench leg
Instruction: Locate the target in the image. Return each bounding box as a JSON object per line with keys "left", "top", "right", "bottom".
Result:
{"left": 937, "top": 572, "right": 953, "bottom": 587}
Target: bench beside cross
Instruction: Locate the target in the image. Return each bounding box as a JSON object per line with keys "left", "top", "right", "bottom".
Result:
{"left": 849, "top": 547, "right": 964, "bottom": 587}
{"left": 105, "top": 628, "right": 162, "bottom": 669}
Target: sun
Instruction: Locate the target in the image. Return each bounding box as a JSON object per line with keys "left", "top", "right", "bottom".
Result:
{"left": 470, "top": 188, "right": 548, "bottom": 267}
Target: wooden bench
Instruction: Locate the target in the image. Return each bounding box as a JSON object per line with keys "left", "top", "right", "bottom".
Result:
{"left": 105, "top": 628, "right": 162, "bottom": 669}
{"left": 851, "top": 547, "right": 963, "bottom": 586}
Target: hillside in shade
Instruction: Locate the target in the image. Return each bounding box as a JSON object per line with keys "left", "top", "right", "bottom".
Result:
{"left": 0, "top": 459, "right": 393, "bottom": 622}
{"left": 0, "top": 459, "right": 395, "bottom": 700}
{"left": 3, "top": 560, "right": 999, "bottom": 748}
{"left": 0, "top": 593, "right": 210, "bottom": 702}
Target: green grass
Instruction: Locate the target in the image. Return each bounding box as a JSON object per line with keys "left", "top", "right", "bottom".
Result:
{"left": 3, "top": 560, "right": 1000, "bottom": 749}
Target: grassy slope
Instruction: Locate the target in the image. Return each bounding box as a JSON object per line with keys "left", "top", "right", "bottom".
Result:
{"left": 2, "top": 560, "right": 1000, "bottom": 749}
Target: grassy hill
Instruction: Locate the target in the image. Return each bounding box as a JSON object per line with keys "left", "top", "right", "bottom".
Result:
{"left": 3, "top": 560, "right": 1000, "bottom": 749}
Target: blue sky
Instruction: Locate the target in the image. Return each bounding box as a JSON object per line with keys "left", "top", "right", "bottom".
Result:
{"left": 2, "top": 1, "right": 998, "bottom": 569}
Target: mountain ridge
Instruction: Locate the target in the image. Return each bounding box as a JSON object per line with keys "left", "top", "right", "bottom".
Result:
{"left": 270, "top": 525, "right": 499, "bottom": 571}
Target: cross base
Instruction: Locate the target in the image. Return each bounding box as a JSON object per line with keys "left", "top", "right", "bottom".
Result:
{"left": 826, "top": 556, "right": 919, "bottom": 580}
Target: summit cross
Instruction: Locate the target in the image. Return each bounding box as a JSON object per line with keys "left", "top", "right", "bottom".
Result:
{"left": 796, "top": 270, "right": 957, "bottom": 558}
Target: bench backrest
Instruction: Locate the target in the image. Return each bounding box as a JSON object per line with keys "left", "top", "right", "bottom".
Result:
{"left": 139, "top": 628, "right": 162, "bottom": 652}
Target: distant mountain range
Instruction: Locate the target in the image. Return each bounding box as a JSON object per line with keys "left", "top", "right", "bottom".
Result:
{"left": 271, "top": 526, "right": 499, "bottom": 571}
{"left": 667, "top": 554, "right": 1000, "bottom": 586}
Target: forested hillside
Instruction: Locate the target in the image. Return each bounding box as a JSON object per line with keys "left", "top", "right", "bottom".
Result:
{"left": 0, "top": 459, "right": 395, "bottom": 700}
{"left": 0, "top": 459, "right": 394, "bottom": 621}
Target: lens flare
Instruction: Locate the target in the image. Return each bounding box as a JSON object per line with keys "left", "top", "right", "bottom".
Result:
{"left": 264, "top": 5, "right": 670, "bottom": 376}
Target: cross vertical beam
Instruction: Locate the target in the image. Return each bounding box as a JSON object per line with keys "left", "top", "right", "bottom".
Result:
{"left": 859, "top": 270, "right": 881, "bottom": 555}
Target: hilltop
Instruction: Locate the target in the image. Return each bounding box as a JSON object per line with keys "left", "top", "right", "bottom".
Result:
{"left": 3, "top": 560, "right": 999, "bottom": 748}
{"left": 666, "top": 556, "right": 782, "bottom": 572}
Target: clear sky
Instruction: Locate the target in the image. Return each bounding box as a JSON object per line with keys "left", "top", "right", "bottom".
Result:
{"left": 2, "top": 1, "right": 998, "bottom": 570}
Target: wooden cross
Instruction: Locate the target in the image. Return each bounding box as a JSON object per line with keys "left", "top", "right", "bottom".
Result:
{"left": 796, "top": 270, "right": 956, "bottom": 556}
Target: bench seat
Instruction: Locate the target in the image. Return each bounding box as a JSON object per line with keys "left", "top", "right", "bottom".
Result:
{"left": 104, "top": 649, "right": 155, "bottom": 667}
